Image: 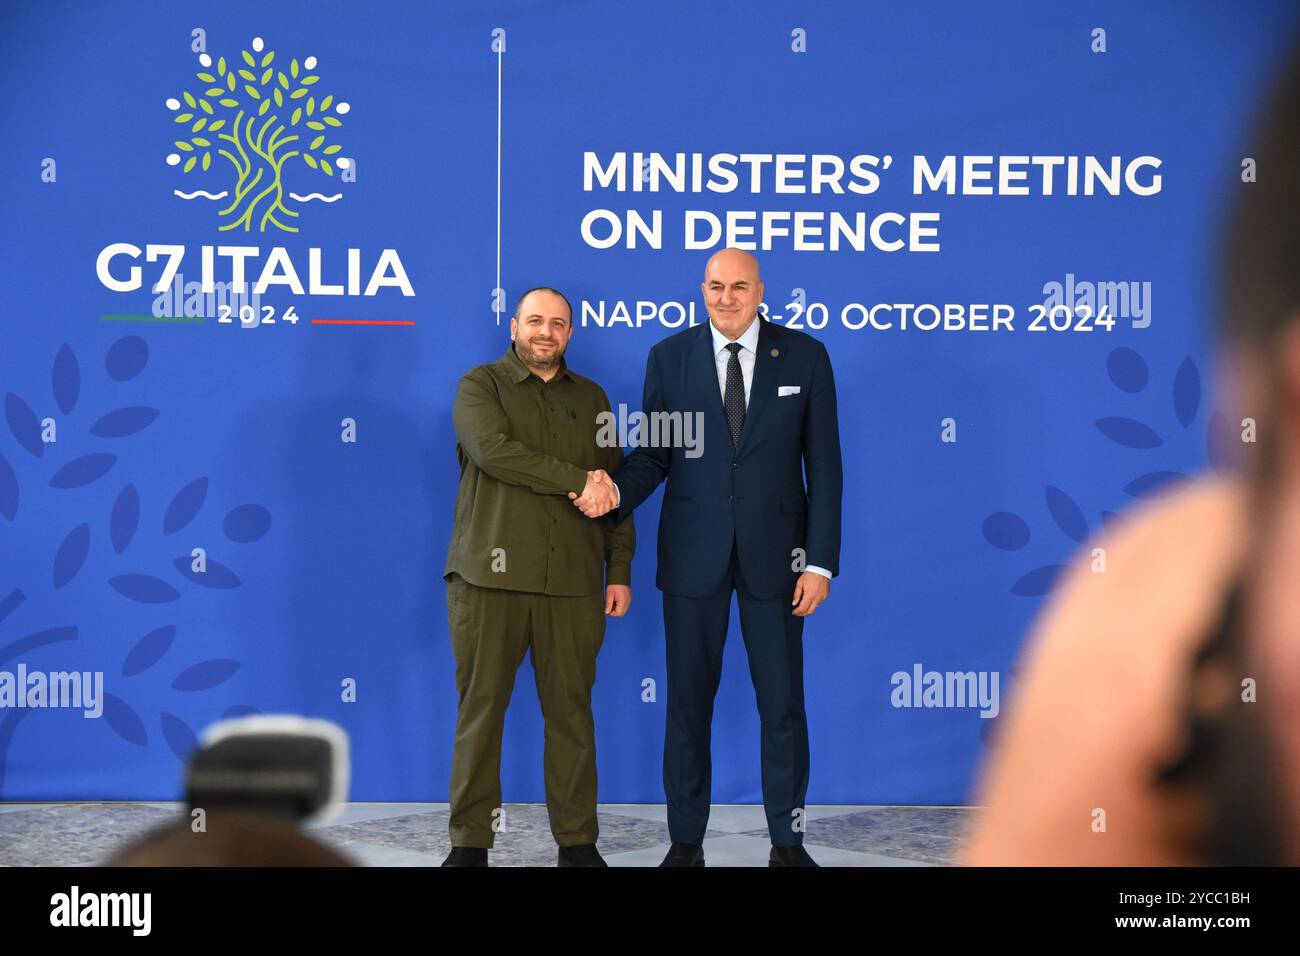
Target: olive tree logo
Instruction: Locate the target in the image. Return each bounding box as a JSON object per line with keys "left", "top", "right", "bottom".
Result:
{"left": 165, "top": 35, "right": 352, "bottom": 233}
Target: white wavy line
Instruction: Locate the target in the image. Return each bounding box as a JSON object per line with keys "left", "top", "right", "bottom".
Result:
{"left": 289, "top": 192, "right": 343, "bottom": 203}
{"left": 173, "top": 188, "right": 229, "bottom": 200}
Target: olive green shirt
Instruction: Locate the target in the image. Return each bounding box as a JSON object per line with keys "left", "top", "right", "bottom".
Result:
{"left": 443, "top": 344, "right": 635, "bottom": 597}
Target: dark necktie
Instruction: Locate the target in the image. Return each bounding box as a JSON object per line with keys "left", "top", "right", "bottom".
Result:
{"left": 724, "top": 342, "right": 745, "bottom": 446}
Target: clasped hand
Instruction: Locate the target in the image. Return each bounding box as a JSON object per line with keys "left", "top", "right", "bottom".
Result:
{"left": 568, "top": 469, "right": 616, "bottom": 518}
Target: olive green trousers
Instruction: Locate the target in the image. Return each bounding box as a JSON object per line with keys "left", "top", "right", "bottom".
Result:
{"left": 445, "top": 573, "right": 606, "bottom": 848}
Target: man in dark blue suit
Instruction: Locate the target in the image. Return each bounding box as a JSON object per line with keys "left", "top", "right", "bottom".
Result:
{"left": 571, "top": 248, "right": 842, "bottom": 866}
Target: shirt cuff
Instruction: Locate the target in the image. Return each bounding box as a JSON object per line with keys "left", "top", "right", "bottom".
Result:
{"left": 566, "top": 464, "right": 590, "bottom": 497}
{"left": 805, "top": 565, "right": 831, "bottom": 579}
{"left": 612, "top": 482, "right": 620, "bottom": 506}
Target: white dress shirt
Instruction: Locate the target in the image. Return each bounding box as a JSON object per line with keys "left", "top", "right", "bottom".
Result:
{"left": 710, "top": 313, "right": 761, "bottom": 406}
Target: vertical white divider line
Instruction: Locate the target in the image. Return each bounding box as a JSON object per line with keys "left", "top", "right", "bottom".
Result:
{"left": 495, "top": 45, "right": 503, "bottom": 325}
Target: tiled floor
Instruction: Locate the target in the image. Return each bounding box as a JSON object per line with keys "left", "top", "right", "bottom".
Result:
{"left": 0, "top": 802, "right": 974, "bottom": 866}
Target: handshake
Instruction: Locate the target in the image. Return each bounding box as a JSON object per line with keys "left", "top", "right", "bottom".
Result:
{"left": 567, "top": 469, "right": 618, "bottom": 518}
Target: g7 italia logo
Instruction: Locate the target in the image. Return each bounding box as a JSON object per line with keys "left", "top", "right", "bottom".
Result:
{"left": 166, "top": 35, "right": 351, "bottom": 233}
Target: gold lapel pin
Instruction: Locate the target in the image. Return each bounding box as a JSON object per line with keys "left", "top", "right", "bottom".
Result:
{"left": 770, "top": 348, "right": 779, "bottom": 357}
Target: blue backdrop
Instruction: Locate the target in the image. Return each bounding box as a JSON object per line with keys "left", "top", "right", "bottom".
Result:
{"left": 1, "top": 0, "right": 1297, "bottom": 804}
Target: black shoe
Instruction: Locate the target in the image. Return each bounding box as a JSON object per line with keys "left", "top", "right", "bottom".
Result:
{"left": 769, "top": 844, "right": 818, "bottom": 867}
{"left": 557, "top": 843, "right": 607, "bottom": 867}
{"left": 441, "top": 846, "right": 488, "bottom": 867}
{"left": 659, "top": 842, "right": 705, "bottom": 867}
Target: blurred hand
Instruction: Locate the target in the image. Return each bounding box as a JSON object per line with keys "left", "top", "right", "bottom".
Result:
{"left": 792, "top": 572, "right": 829, "bottom": 617}
{"left": 568, "top": 469, "right": 617, "bottom": 517}
{"left": 605, "top": 584, "right": 632, "bottom": 617}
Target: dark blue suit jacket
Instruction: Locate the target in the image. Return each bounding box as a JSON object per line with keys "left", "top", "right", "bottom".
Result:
{"left": 611, "top": 316, "right": 842, "bottom": 599}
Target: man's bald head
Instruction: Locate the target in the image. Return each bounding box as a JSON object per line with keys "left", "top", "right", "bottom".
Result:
{"left": 701, "top": 248, "right": 765, "bottom": 340}
{"left": 704, "top": 248, "right": 761, "bottom": 285}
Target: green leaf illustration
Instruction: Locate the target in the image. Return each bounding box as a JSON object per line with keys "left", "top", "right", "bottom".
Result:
{"left": 169, "top": 42, "right": 353, "bottom": 234}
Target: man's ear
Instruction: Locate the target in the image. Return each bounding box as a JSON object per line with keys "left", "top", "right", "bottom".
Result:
{"left": 509, "top": 316, "right": 517, "bottom": 341}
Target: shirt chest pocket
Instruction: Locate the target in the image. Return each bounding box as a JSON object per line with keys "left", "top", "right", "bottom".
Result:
{"left": 547, "top": 399, "right": 592, "bottom": 464}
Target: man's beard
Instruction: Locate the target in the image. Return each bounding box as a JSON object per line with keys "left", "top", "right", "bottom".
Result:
{"left": 515, "top": 338, "right": 564, "bottom": 372}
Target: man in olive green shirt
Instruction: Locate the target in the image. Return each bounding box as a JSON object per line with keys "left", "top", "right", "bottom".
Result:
{"left": 441, "top": 287, "right": 634, "bottom": 868}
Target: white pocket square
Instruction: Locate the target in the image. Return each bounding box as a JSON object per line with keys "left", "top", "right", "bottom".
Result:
{"left": 778, "top": 386, "right": 801, "bottom": 397}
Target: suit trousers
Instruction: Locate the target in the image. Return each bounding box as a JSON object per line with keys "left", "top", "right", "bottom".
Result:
{"left": 445, "top": 573, "right": 605, "bottom": 848}
{"left": 662, "top": 539, "right": 809, "bottom": 846}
